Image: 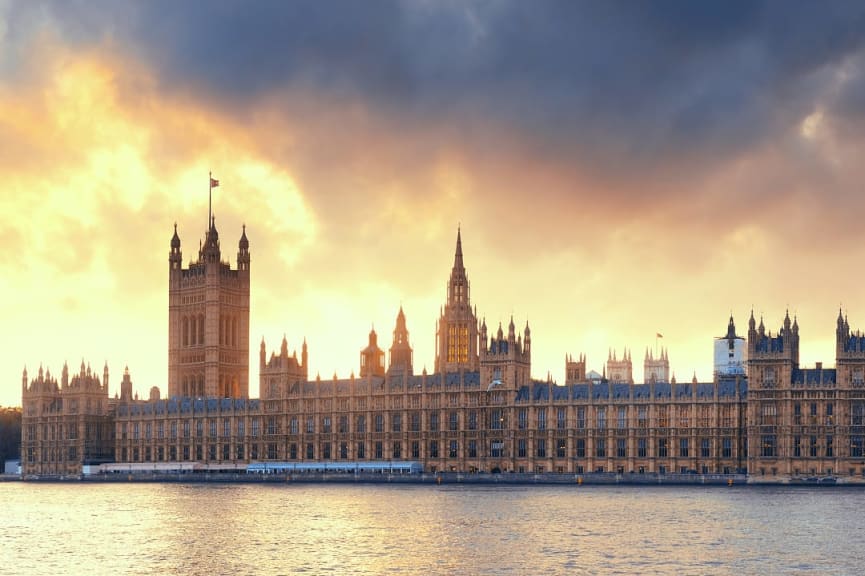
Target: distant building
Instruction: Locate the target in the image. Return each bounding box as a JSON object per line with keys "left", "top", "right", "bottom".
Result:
{"left": 715, "top": 316, "right": 746, "bottom": 376}
{"left": 644, "top": 347, "right": 670, "bottom": 383}
{"left": 606, "top": 348, "right": 633, "bottom": 384}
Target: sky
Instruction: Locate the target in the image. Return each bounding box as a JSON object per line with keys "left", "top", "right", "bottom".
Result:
{"left": 4, "top": 1, "right": 865, "bottom": 406}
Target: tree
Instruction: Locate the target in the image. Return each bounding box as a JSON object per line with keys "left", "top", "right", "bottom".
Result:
{"left": 0, "top": 407, "right": 22, "bottom": 465}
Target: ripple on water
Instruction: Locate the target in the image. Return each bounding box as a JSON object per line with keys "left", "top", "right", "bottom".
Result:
{"left": 2, "top": 483, "right": 865, "bottom": 575}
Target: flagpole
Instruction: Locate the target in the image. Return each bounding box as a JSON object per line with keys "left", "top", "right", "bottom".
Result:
{"left": 208, "top": 170, "right": 212, "bottom": 230}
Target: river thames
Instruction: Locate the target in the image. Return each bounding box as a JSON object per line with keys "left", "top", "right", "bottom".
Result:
{"left": 2, "top": 483, "right": 864, "bottom": 575}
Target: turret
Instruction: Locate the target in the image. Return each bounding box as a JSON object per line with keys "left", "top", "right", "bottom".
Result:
{"left": 388, "top": 306, "right": 413, "bottom": 376}
{"left": 237, "top": 224, "right": 250, "bottom": 272}
{"left": 302, "top": 338, "right": 308, "bottom": 375}
{"left": 62, "top": 361, "right": 69, "bottom": 388}
{"left": 524, "top": 321, "right": 531, "bottom": 354}
{"left": 103, "top": 362, "right": 109, "bottom": 392}
{"left": 169, "top": 223, "right": 182, "bottom": 272}
{"left": 120, "top": 366, "right": 133, "bottom": 402}
{"left": 260, "top": 337, "right": 266, "bottom": 369}
{"left": 21, "top": 366, "right": 27, "bottom": 394}
{"left": 200, "top": 215, "right": 221, "bottom": 263}
{"left": 360, "top": 327, "right": 385, "bottom": 378}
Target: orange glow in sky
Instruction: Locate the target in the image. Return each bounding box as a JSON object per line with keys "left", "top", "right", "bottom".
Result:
{"left": 4, "top": 9, "right": 865, "bottom": 406}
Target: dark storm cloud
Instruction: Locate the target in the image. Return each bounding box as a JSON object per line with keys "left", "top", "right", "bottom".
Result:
{"left": 8, "top": 1, "right": 865, "bottom": 170}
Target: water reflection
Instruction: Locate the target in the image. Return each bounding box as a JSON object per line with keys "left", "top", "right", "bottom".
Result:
{"left": 3, "top": 483, "right": 864, "bottom": 575}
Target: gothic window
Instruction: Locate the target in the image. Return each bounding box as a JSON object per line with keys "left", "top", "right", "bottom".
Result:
{"left": 763, "top": 367, "right": 776, "bottom": 388}
{"left": 595, "top": 439, "right": 605, "bottom": 458}
{"left": 657, "top": 406, "right": 668, "bottom": 428}
{"left": 576, "top": 438, "right": 586, "bottom": 458}
{"left": 518, "top": 408, "right": 528, "bottom": 430}
{"left": 536, "top": 439, "right": 547, "bottom": 458}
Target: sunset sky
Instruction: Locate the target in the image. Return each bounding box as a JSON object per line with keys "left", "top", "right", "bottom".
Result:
{"left": 4, "top": 2, "right": 865, "bottom": 406}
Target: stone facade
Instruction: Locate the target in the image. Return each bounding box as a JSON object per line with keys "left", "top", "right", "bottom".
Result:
{"left": 19, "top": 212, "right": 865, "bottom": 479}
{"left": 168, "top": 218, "right": 250, "bottom": 399}
{"left": 21, "top": 362, "right": 114, "bottom": 475}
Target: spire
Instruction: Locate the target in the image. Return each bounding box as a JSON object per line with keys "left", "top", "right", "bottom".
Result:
{"left": 726, "top": 315, "right": 737, "bottom": 339}
{"left": 454, "top": 226, "right": 463, "bottom": 269}
{"left": 239, "top": 224, "right": 249, "bottom": 250}
{"left": 171, "top": 222, "right": 181, "bottom": 250}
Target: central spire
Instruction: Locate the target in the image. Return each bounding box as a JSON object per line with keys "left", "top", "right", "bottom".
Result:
{"left": 447, "top": 227, "right": 469, "bottom": 307}
{"left": 454, "top": 226, "right": 463, "bottom": 270}
{"left": 437, "top": 226, "right": 479, "bottom": 373}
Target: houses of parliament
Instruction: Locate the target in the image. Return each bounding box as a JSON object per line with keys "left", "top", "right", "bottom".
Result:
{"left": 19, "top": 207, "right": 865, "bottom": 480}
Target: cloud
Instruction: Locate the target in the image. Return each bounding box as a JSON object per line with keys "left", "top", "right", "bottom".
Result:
{"left": 9, "top": 1, "right": 864, "bottom": 171}
{"left": 6, "top": 2, "right": 865, "bottom": 406}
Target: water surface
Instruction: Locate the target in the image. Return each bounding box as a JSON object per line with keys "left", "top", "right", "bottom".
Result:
{"left": 2, "top": 483, "right": 863, "bottom": 575}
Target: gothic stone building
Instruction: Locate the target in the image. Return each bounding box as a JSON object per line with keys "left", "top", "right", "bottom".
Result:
{"left": 20, "top": 214, "right": 865, "bottom": 479}
{"left": 20, "top": 362, "right": 114, "bottom": 475}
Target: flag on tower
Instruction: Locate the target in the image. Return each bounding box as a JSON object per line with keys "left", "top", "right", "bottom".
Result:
{"left": 210, "top": 176, "right": 220, "bottom": 188}
{"left": 656, "top": 333, "right": 663, "bottom": 338}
